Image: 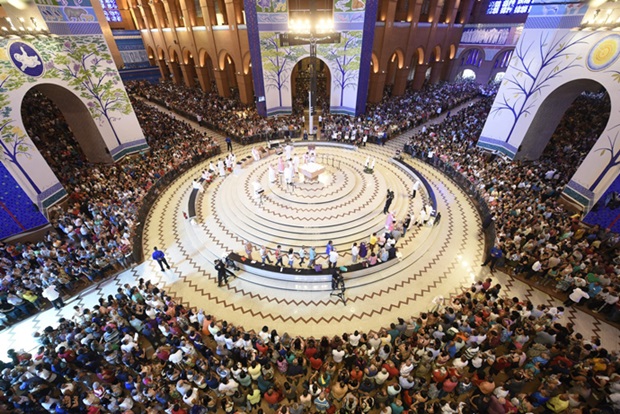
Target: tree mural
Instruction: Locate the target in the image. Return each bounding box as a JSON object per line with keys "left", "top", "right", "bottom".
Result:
{"left": 0, "top": 71, "right": 41, "bottom": 194}
{"left": 589, "top": 128, "right": 620, "bottom": 192}
{"left": 322, "top": 31, "right": 361, "bottom": 107}
{"left": 261, "top": 33, "right": 301, "bottom": 107}
{"left": 490, "top": 32, "right": 593, "bottom": 143}
{"left": 44, "top": 37, "right": 132, "bottom": 145}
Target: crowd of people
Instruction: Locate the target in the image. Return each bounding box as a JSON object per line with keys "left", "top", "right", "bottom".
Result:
{"left": 0, "top": 92, "right": 220, "bottom": 328}
{"left": 1, "top": 276, "right": 618, "bottom": 413}
{"left": 126, "top": 81, "right": 306, "bottom": 143}
{"left": 403, "top": 91, "right": 620, "bottom": 323}
{"left": 318, "top": 81, "right": 483, "bottom": 146}
{"left": 1, "top": 78, "right": 619, "bottom": 412}
{"left": 127, "top": 80, "right": 483, "bottom": 146}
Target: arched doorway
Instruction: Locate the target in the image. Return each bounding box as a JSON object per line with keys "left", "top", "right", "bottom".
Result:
{"left": 457, "top": 68, "right": 476, "bottom": 80}
{"left": 291, "top": 57, "right": 331, "bottom": 115}
{"left": 385, "top": 50, "right": 403, "bottom": 96}
{"left": 157, "top": 48, "right": 171, "bottom": 80}
{"left": 222, "top": 53, "right": 238, "bottom": 96}
{"left": 20, "top": 85, "right": 112, "bottom": 165}
{"left": 183, "top": 50, "right": 198, "bottom": 87}
{"left": 198, "top": 49, "right": 216, "bottom": 92}
{"left": 169, "top": 49, "right": 183, "bottom": 85}
{"left": 426, "top": 45, "right": 441, "bottom": 83}
{"left": 492, "top": 72, "right": 505, "bottom": 83}
{"left": 516, "top": 79, "right": 610, "bottom": 162}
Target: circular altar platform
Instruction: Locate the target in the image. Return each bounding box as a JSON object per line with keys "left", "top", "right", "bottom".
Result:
{"left": 141, "top": 141, "right": 486, "bottom": 337}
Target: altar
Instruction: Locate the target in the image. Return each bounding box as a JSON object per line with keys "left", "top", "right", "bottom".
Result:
{"left": 299, "top": 162, "right": 325, "bottom": 180}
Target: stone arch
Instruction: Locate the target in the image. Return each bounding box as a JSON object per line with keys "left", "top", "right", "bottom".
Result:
{"left": 386, "top": 49, "right": 405, "bottom": 89}
{"left": 218, "top": 49, "right": 235, "bottom": 71}
{"left": 371, "top": 52, "right": 380, "bottom": 73}
{"left": 456, "top": 68, "right": 477, "bottom": 80}
{"left": 169, "top": 46, "right": 181, "bottom": 63}
{"left": 287, "top": 55, "right": 333, "bottom": 113}
{"left": 517, "top": 79, "right": 608, "bottom": 161}
{"left": 20, "top": 83, "right": 113, "bottom": 164}
{"left": 157, "top": 46, "right": 167, "bottom": 61}
{"left": 407, "top": 47, "right": 424, "bottom": 82}
{"left": 198, "top": 48, "right": 214, "bottom": 68}
{"left": 430, "top": 45, "right": 441, "bottom": 64}
{"left": 146, "top": 45, "right": 157, "bottom": 66}
{"left": 182, "top": 47, "right": 194, "bottom": 65}
{"left": 458, "top": 47, "right": 485, "bottom": 67}
{"left": 242, "top": 51, "right": 252, "bottom": 75}
{"left": 425, "top": 45, "right": 442, "bottom": 83}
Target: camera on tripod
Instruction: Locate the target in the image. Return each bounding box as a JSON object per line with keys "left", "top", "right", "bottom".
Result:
{"left": 331, "top": 271, "right": 345, "bottom": 292}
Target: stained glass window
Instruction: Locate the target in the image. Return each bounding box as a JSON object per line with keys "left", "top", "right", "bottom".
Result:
{"left": 100, "top": 0, "right": 122, "bottom": 22}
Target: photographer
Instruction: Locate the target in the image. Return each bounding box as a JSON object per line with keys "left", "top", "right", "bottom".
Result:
{"left": 332, "top": 269, "right": 344, "bottom": 291}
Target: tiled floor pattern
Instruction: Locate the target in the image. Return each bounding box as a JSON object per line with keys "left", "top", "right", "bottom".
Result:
{"left": 1, "top": 100, "right": 619, "bottom": 357}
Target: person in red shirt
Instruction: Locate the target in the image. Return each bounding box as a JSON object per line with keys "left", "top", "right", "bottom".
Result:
{"left": 264, "top": 387, "right": 281, "bottom": 410}
{"left": 441, "top": 376, "right": 459, "bottom": 396}
{"left": 170, "top": 404, "right": 187, "bottom": 414}
{"left": 382, "top": 361, "right": 400, "bottom": 378}
{"left": 310, "top": 354, "right": 324, "bottom": 371}
{"left": 350, "top": 366, "right": 363, "bottom": 383}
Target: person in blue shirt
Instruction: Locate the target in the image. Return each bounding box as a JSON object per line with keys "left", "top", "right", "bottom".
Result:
{"left": 326, "top": 241, "right": 333, "bottom": 256}
{"left": 481, "top": 244, "right": 503, "bottom": 273}
{"left": 225, "top": 136, "right": 233, "bottom": 152}
{"left": 152, "top": 247, "right": 170, "bottom": 272}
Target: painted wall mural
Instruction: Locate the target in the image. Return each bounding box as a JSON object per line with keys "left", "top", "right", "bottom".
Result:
{"left": 249, "top": 0, "right": 368, "bottom": 116}
{"left": 488, "top": 31, "right": 593, "bottom": 145}
{"left": 0, "top": 0, "right": 149, "bottom": 239}
{"left": 478, "top": 2, "right": 620, "bottom": 211}
{"left": 261, "top": 32, "right": 302, "bottom": 108}
{"left": 46, "top": 36, "right": 133, "bottom": 146}
{"left": 319, "top": 31, "right": 362, "bottom": 109}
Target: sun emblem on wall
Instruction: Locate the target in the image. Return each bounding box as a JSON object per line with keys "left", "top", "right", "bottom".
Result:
{"left": 587, "top": 34, "right": 620, "bottom": 71}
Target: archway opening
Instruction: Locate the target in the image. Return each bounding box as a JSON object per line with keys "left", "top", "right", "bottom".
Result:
{"left": 457, "top": 68, "right": 476, "bottom": 80}
{"left": 492, "top": 72, "right": 505, "bottom": 83}
{"left": 291, "top": 56, "right": 331, "bottom": 115}
{"left": 221, "top": 54, "right": 237, "bottom": 94}
{"left": 185, "top": 53, "right": 198, "bottom": 87}
{"left": 517, "top": 79, "right": 610, "bottom": 163}
{"left": 20, "top": 85, "right": 112, "bottom": 170}
{"left": 384, "top": 51, "right": 401, "bottom": 97}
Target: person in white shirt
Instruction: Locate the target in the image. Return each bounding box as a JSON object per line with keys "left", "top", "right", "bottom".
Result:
{"left": 351, "top": 243, "right": 359, "bottom": 263}
{"left": 331, "top": 346, "right": 345, "bottom": 364}
{"left": 565, "top": 287, "right": 590, "bottom": 306}
{"left": 192, "top": 179, "right": 203, "bottom": 191}
{"left": 349, "top": 331, "right": 361, "bottom": 347}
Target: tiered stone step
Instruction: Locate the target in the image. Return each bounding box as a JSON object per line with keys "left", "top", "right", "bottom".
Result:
{"left": 181, "top": 145, "right": 438, "bottom": 291}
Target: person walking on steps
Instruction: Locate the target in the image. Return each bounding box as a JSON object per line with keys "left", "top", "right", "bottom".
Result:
{"left": 152, "top": 247, "right": 171, "bottom": 272}
{"left": 225, "top": 136, "right": 233, "bottom": 152}
{"left": 411, "top": 180, "right": 420, "bottom": 199}
{"left": 383, "top": 190, "right": 394, "bottom": 214}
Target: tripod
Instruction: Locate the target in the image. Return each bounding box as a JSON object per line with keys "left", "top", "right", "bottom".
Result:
{"left": 330, "top": 279, "right": 347, "bottom": 305}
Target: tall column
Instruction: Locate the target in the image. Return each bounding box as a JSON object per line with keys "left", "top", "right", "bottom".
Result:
{"left": 392, "top": 68, "right": 409, "bottom": 96}
{"left": 412, "top": 64, "right": 428, "bottom": 90}
{"left": 236, "top": 73, "right": 254, "bottom": 105}
{"left": 196, "top": 66, "right": 212, "bottom": 92}
{"left": 213, "top": 69, "right": 231, "bottom": 97}
{"left": 179, "top": 63, "right": 196, "bottom": 87}
{"left": 368, "top": 72, "right": 387, "bottom": 103}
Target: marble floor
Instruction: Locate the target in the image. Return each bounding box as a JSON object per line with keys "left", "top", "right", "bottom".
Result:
{"left": 1, "top": 101, "right": 619, "bottom": 358}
